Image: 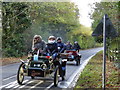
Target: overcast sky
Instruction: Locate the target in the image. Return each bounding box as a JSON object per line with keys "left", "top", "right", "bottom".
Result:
{"left": 71, "top": 0, "right": 101, "bottom": 27}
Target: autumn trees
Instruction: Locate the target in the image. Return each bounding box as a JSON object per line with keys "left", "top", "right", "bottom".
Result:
{"left": 2, "top": 2, "right": 96, "bottom": 57}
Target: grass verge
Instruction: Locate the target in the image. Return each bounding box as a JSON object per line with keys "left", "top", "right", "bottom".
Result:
{"left": 75, "top": 51, "right": 120, "bottom": 89}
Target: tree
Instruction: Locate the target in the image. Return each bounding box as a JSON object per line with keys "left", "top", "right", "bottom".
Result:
{"left": 2, "top": 2, "right": 32, "bottom": 57}
{"left": 2, "top": 2, "right": 96, "bottom": 57}
{"left": 90, "top": 2, "right": 120, "bottom": 63}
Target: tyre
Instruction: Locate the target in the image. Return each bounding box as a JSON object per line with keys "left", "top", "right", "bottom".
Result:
{"left": 31, "top": 76, "right": 35, "bottom": 79}
{"left": 61, "top": 61, "right": 66, "bottom": 79}
{"left": 54, "top": 65, "right": 59, "bottom": 87}
{"left": 17, "top": 63, "right": 25, "bottom": 85}
{"left": 62, "top": 69, "right": 66, "bottom": 77}
{"left": 76, "top": 58, "right": 80, "bottom": 66}
{"left": 62, "top": 76, "right": 65, "bottom": 81}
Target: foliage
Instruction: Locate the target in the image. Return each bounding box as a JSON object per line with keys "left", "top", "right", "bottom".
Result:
{"left": 2, "top": 2, "right": 32, "bottom": 57}
{"left": 90, "top": 2, "right": 119, "bottom": 44}
{"left": 2, "top": 2, "right": 96, "bottom": 57}
{"left": 68, "top": 25, "right": 96, "bottom": 49}
{"left": 26, "top": 2, "right": 80, "bottom": 41}
{"left": 90, "top": 2, "right": 120, "bottom": 67}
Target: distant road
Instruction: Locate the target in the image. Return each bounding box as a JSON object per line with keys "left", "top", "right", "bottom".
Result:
{"left": 0, "top": 47, "right": 103, "bottom": 89}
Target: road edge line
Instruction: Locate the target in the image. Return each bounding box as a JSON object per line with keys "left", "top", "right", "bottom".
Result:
{"left": 58, "top": 53, "right": 97, "bottom": 88}
{"left": 68, "top": 54, "right": 97, "bottom": 88}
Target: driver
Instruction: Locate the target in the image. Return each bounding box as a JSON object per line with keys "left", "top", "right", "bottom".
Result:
{"left": 45, "top": 36, "right": 58, "bottom": 61}
{"left": 45, "top": 36, "right": 65, "bottom": 80}
{"left": 32, "top": 35, "right": 46, "bottom": 55}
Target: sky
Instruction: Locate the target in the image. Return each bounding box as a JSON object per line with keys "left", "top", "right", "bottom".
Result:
{"left": 71, "top": 0, "right": 101, "bottom": 27}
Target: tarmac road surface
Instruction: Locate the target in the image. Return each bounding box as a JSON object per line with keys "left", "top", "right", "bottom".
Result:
{"left": 0, "top": 47, "right": 103, "bottom": 89}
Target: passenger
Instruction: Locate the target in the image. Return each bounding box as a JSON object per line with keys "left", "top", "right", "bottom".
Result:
{"left": 73, "top": 41, "right": 81, "bottom": 52}
{"left": 57, "top": 37, "right": 66, "bottom": 53}
{"left": 57, "top": 37, "right": 66, "bottom": 80}
{"left": 32, "top": 35, "right": 46, "bottom": 55}
{"left": 65, "top": 41, "right": 73, "bottom": 50}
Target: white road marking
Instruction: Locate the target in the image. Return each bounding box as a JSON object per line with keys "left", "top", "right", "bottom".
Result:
{"left": 18, "top": 80, "right": 34, "bottom": 89}
{"left": 6, "top": 80, "right": 29, "bottom": 89}
{"left": 1, "top": 48, "right": 103, "bottom": 89}
{"left": 45, "top": 49, "right": 102, "bottom": 89}
{"left": 27, "top": 81, "right": 43, "bottom": 90}
{"left": 0, "top": 80, "right": 29, "bottom": 89}
{"left": 45, "top": 83, "right": 54, "bottom": 90}
{"left": 12, "top": 84, "right": 20, "bottom": 88}
{"left": 5, "top": 81, "right": 18, "bottom": 88}
{"left": 68, "top": 54, "right": 96, "bottom": 88}
{"left": 58, "top": 54, "right": 97, "bottom": 88}
{"left": 3, "top": 75, "right": 17, "bottom": 81}
{"left": 0, "top": 81, "right": 17, "bottom": 89}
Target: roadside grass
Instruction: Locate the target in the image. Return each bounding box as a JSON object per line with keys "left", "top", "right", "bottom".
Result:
{"left": 75, "top": 51, "right": 120, "bottom": 89}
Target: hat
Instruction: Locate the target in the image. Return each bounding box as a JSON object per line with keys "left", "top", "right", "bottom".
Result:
{"left": 74, "top": 41, "right": 78, "bottom": 43}
{"left": 48, "top": 36, "right": 56, "bottom": 40}
{"left": 57, "top": 37, "right": 62, "bottom": 41}
{"left": 34, "top": 35, "right": 42, "bottom": 39}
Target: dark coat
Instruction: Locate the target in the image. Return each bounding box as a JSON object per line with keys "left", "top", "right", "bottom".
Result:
{"left": 65, "top": 44, "right": 73, "bottom": 50}
{"left": 73, "top": 43, "right": 81, "bottom": 50}
{"left": 45, "top": 43, "right": 58, "bottom": 55}
{"left": 57, "top": 42, "right": 66, "bottom": 53}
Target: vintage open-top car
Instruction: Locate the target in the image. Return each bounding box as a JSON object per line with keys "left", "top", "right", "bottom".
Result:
{"left": 17, "top": 52, "right": 60, "bottom": 87}
{"left": 60, "top": 50, "right": 81, "bottom": 66}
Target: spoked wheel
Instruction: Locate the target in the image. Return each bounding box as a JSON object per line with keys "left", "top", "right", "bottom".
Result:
{"left": 17, "top": 63, "right": 25, "bottom": 85}
{"left": 54, "top": 65, "right": 59, "bottom": 87}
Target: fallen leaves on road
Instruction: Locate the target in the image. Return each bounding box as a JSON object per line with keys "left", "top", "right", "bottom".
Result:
{"left": 0, "top": 56, "right": 27, "bottom": 66}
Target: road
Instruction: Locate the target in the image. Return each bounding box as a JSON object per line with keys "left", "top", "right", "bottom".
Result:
{"left": 0, "top": 47, "right": 103, "bottom": 89}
